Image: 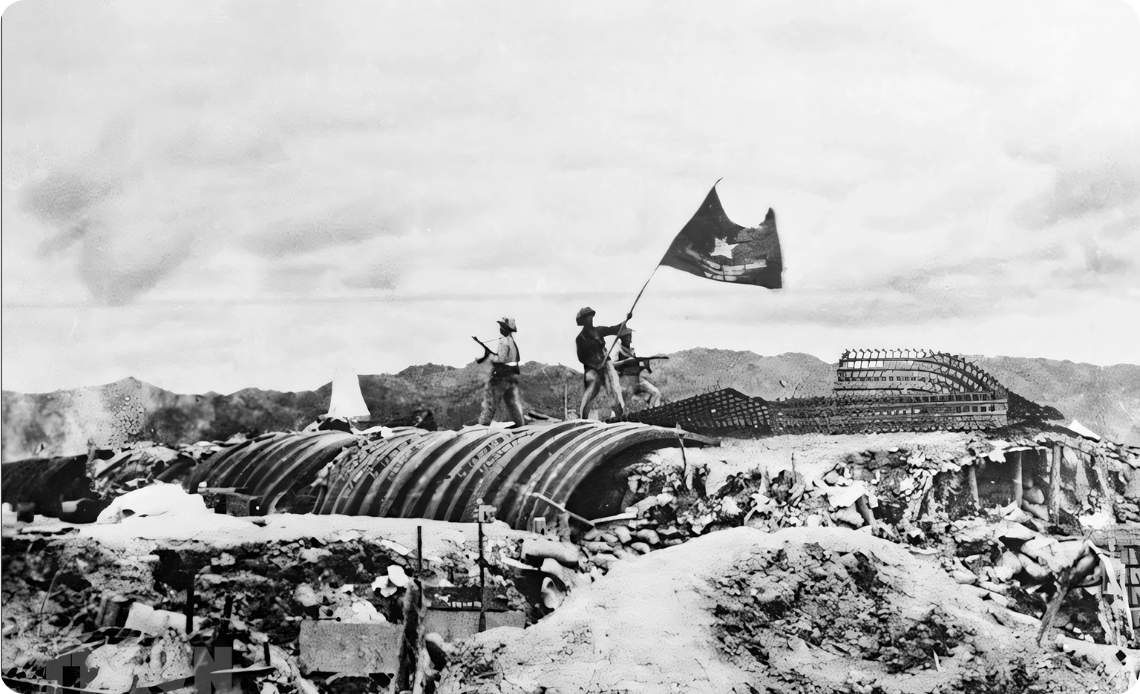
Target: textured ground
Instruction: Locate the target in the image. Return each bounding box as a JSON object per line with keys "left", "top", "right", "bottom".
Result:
{"left": 438, "top": 526, "right": 1132, "bottom": 694}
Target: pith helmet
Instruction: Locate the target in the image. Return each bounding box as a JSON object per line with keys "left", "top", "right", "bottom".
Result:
{"left": 576, "top": 306, "right": 596, "bottom": 324}
{"left": 497, "top": 317, "right": 517, "bottom": 332}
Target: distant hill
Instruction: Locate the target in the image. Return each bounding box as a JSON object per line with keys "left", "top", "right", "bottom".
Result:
{"left": 3, "top": 351, "right": 1137, "bottom": 461}
{"left": 976, "top": 356, "right": 1140, "bottom": 448}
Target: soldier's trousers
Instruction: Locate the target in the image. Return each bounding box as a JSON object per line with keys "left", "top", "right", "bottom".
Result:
{"left": 479, "top": 374, "right": 525, "bottom": 427}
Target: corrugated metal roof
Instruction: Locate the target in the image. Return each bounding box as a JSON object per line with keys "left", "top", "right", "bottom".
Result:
{"left": 193, "top": 422, "right": 717, "bottom": 529}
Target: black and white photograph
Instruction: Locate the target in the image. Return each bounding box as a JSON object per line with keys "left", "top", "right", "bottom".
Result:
{"left": 2, "top": 1, "right": 1140, "bottom": 692}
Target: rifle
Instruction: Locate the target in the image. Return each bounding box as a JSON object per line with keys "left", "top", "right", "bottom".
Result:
{"left": 471, "top": 336, "right": 494, "bottom": 363}
{"left": 613, "top": 354, "right": 669, "bottom": 373}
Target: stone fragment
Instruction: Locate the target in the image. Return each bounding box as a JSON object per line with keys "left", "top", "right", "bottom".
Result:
{"left": 387, "top": 564, "right": 409, "bottom": 588}
{"left": 629, "top": 542, "right": 651, "bottom": 555}
{"left": 613, "top": 527, "right": 632, "bottom": 544}
{"left": 298, "top": 621, "right": 402, "bottom": 675}
{"left": 541, "top": 577, "right": 565, "bottom": 609}
{"left": 1019, "top": 556, "right": 1050, "bottom": 581}
{"left": 1022, "top": 501, "right": 1049, "bottom": 521}
{"left": 521, "top": 537, "right": 580, "bottom": 568}
{"left": 950, "top": 569, "right": 978, "bottom": 585}
{"left": 540, "top": 557, "right": 570, "bottom": 587}
{"left": 985, "top": 592, "right": 1010, "bottom": 608}
{"left": 591, "top": 553, "right": 618, "bottom": 569}
{"left": 634, "top": 529, "right": 660, "bottom": 545}
{"left": 123, "top": 603, "right": 199, "bottom": 635}
{"left": 634, "top": 497, "right": 659, "bottom": 513}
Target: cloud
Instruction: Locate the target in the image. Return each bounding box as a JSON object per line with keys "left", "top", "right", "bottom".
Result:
{"left": 1019, "top": 152, "right": 1140, "bottom": 228}
{"left": 23, "top": 172, "right": 117, "bottom": 226}
{"left": 244, "top": 213, "right": 400, "bottom": 259}
{"left": 3, "top": 0, "right": 1138, "bottom": 393}
{"left": 1102, "top": 215, "right": 1140, "bottom": 240}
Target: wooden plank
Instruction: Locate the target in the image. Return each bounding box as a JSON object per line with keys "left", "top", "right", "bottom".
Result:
{"left": 966, "top": 465, "right": 980, "bottom": 508}
{"left": 1012, "top": 453, "right": 1024, "bottom": 507}
{"left": 1048, "top": 443, "right": 1062, "bottom": 517}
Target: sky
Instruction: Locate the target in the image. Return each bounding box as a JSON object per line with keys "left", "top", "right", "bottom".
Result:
{"left": 2, "top": 0, "right": 1139, "bottom": 395}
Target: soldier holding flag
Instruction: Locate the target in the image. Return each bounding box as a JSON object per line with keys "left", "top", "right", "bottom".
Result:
{"left": 575, "top": 307, "right": 629, "bottom": 419}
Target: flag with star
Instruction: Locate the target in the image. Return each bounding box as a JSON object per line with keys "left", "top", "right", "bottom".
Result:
{"left": 659, "top": 184, "right": 783, "bottom": 288}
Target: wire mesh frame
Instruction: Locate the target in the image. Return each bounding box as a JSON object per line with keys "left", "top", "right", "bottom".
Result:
{"left": 622, "top": 388, "right": 772, "bottom": 435}
{"left": 624, "top": 387, "right": 1006, "bottom": 437}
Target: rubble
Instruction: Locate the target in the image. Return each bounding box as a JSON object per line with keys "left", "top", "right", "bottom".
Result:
{"left": 437, "top": 527, "right": 1130, "bottom": 694}
{"left": 3, "top": 424, "right": 1137, "bottom": 693}
{"left": 1, "top": 514, "right": 539, "bottom": 693}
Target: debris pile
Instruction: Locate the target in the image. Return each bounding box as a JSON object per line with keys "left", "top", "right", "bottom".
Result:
{"left": 944, "top": 518, "right": 1136, "bottom": 646}
{"left": 437, "top": 527, "right": 1126, "bottom": 694}
{"left": 703, "top": 540, "right": 1108, "bottom": 693}
{"left": 708, "top": 543, "right": 967, "bottom": 673}
{"left": 89, "top": 439, "right": 224, "bottom": 496}
{"left": 577, "top": 431, "right": 1138, "bottom": 571}
{"left": 1, "top": 514, "right": 533, "bottom": 693}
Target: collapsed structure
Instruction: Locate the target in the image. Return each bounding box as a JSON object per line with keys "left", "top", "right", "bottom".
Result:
{"left": 626, "top": 349, "right": 1012, "bottom": 435}
{"left": 186, "top": 421, "right": 716, "bottom": 530}
{"left": 3, "top": 349, "right": 1140, "bottom": 694}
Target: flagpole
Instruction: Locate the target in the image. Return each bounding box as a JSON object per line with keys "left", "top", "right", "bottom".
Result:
{"left": 603, "top": 261, "right": 661, "bottom": 362}
{"left": 602, "top": 179, "right": 724, "bottom": 360}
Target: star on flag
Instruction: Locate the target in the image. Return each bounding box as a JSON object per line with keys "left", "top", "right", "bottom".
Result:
{"left": 710, "top": 237, "right": 739, "bottom": 259}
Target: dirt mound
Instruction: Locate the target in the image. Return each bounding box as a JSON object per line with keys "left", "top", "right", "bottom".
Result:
{"left": 437, "top": 527, "right": 1122, "bottom": 694}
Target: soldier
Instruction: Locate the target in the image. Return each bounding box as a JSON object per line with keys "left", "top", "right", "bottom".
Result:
{"left": 615, "top": 327, "right": 663, "bottom": 409}
{"left": 575, "top": 307, "right": 628, "bottom": 419}
{"left": 476, "top": 317, "right": 526, "bottom": 427}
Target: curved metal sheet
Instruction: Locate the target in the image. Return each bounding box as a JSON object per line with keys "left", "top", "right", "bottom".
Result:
{"left": 394, "top": 429, "right": 503, "bottom": 520}
{"left": 514, "top": 424, "right": 640, "bottom": 525}
{"left": 479, "top": 421, "right": 605, "bottom": 526}
{"left": 475, "top": 421, "right": 599, "bottom": 517}
{"left": 258, "top": 432, "right": 355, "bottom": 513}
{"left": 520, "top": 424, "right": 669, "bottom": 527}
{"left": 357, "top": 432, "right": 449, "bottom": 516}
{"left": 195, "top": 422, "right": 717, "bottom": 528}
{"left": 191, "top": 433, "right": 286, "bottom": 491}
{"left": 327, "top": 431, "right": 421, "bottom": 515}
{"left": 428, "top": 428, "right": 517, "bottom": 519}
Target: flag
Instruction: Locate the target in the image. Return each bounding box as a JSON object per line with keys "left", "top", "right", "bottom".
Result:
{"left": 659, "top": 184, "right": 783, "bottom": 288}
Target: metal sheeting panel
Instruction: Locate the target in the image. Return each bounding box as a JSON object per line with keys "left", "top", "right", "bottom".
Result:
{"left": 190, "top": 431, "right": 355, "bottom": 514}
{"left": 193, "top": 422, "right": 716, "bottom": 528}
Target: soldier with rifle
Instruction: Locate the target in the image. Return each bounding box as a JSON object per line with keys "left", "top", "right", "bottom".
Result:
{"left": 472, "top": 317, "right": 525, "bottom": 427}
{"left": 614, "top": 327, "right": 665, "bottom": 409}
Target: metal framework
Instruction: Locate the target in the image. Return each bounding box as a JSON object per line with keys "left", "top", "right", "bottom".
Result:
{"left": 623, "top": 349, "right": 1009, "bottom": 437}
{"left": 622, "top": 388, "right": 773, "bottom": 436}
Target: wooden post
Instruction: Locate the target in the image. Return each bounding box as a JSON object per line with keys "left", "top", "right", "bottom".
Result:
{"left": 1048, "top": 443, "right": 1062, "bottom": 518}
{"left": 417, "top": 525, "right": 424, "bottom": 578}
{"left": 855, "top": 496, "right": 876, "bottom": 529}
{"left": 477, "top": 519, "right": 486, "bottom": 633}
{"left": 1012, "top": 452, "right": 1024, "bottom": 508}
{"left": 966, "top": 465, "right": 980, "bottom": 509}
{"left": 184, "top": 581, "right": 195, "bottom": 635}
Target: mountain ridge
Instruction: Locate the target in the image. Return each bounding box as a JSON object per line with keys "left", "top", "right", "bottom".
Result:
{"left": 3, "top": 350, "right": 1138, "bottom": 461}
